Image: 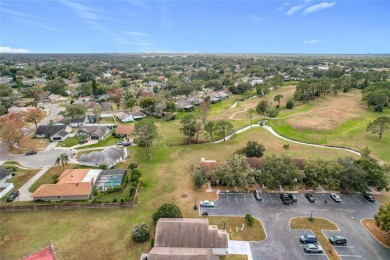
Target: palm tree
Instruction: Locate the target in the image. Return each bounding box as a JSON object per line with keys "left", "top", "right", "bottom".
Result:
{"left": 55, "top": 153, "right": 69, "bottom": 168}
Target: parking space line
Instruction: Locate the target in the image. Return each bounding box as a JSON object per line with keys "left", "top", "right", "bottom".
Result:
{"left": 243, "top": 193, "right": 247, "bottom": 203}
{"left": 268, "top": 193, "right": 273, "bottom": 203}
{"left": 333, "top": 246, "right": 355, "bottom": 248}
{"left": 235, "top": 193, "right": 238, "bottom": 203}
{"left": 353, "top": 195, "right": 363, "bottom": 204}
{"left": 226, "top": 193, "right": 229, "bottom": 203}
{"left": 301, "top": 194, "right": 308, "bottom": 203}
{"left": 250, "top": 193, "right": 255, "bottom": 203}
{"left": 318, "top": 194, "right": 325, "bottom": 202}
{"left": 338, "top": 255, "right": 362, "bottom": 258}
{"left": 303, "top": 254, "right": 327, "bottom": 256}
{"left": 344, "top": 195, "right": 353, "bottom": 204}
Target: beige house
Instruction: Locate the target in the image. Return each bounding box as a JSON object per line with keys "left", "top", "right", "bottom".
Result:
{"left": 146, "top": 218, "right": 228, "bottom": 260}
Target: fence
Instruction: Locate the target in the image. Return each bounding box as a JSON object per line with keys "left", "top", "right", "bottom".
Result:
{"left": 0, "top": 201, "right": 135, "bottom": 212}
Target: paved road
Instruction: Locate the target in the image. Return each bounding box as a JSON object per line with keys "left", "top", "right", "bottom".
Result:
{"left": 203, "top": 192, "right": 389, "bottom": 260}
{"left": 23, "top": 103, "right": 63, "bottom": 136}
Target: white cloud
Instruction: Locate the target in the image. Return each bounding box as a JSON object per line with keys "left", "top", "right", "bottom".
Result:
{"left": 303, "top": 39, "right": 320, "bottom": 44}
{"left": 285, "top": 0, "right": 312, "bottom": 15}
{"left": 278, "top": 2, "right": 290, "bottom": 11}
{"left": 2, "top": 8, "right": 37, "bottom": 18}
{"left": 124, "top": 31, "right": 151, "bottom": 37}
{"left": 0, "top": 46, "right": 31, "bottom": 53}
{"left": 304, "top": 2, "right": 336, "bottom": 15}
{"left": 251, "top": 15, "right": 261, "bottom": 22}
{"left": 60, "top": 0, "right": 99, "bottom": 21}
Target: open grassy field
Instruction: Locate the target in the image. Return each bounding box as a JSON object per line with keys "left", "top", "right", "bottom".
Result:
{"left": 290, "top": 217, "right": 340, "bottom": 260}
{"left": 268, "top": 89, "right": 390, "bottom": 164}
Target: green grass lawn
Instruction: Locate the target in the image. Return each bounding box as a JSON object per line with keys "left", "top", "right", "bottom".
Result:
{"left": 75, "top": 135, "right": 120, "bottom": 150}
{"left": 58, "top": 136, "right": 86, "bottom": 147}
{"left": 100, "top": 116, "right": 116, "bottom": 124}
{"left": 0, "top": 167, "right": 38, "bottom": 202}
{"left": 28, "top": 166, "right": 64, "bottom": 193}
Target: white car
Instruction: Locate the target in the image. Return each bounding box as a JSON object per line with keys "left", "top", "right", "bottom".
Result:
{"left": 304, "top": 244, "right": 323, "bottom": 253}
{"left": 200, "top": 200, "right": 214, "bottom": 207}
{"left": 330, "top": 193, "right": 341, "bottom": 202}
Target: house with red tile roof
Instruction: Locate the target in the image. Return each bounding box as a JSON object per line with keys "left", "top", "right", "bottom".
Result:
{"left": 22, "top": 242, "right": 56, "bottom": 260}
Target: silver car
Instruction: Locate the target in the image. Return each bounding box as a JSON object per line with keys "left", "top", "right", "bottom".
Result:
{"left": 330, "top": 193, "right": 341, "bottom": 202}
{"left": 304, "top": 244, "right": 323, "bottom": 253}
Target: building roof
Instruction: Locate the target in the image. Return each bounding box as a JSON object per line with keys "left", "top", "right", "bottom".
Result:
{"left": 36, "top": 125, "right": 66, "bottom": 136}
{"left": 60, "top": 117, "right": 86, "bottom": 124}
{"left": 99, "top": 169, "right": 127, "bottom": 176}
{"left": 154, "top": 218, "right": 228, "bottom": 249}
{"left": 0, "top": 167, "right": 12, "bottom": 180}
{"left": 199, "top": 161, "right": 226, "bottom": 175}
{"left": 22, "top": 246, "right": 56, "bottom": 260}
{"left": 77, "top": 125, "right": 109, "bottom": 137}
{"left": 115, "top": 124, "right": 134, "bottom": 135}
{"left": 148, "top": 247, "right": 218, "bottom": 260}
{"left": 32, "top": 182, "right": 92, "bottom": 197}
{"left": 115, "top": 112, "right": 130, "bottom": 120}
{"left": 128, "top": 111, "right": 145, "bottom": 117}
{"left": 52, "top": 129, "right": 69, "bottom": 137}
{"left": 57, "top": 169, "right": 90, "bottom": 184}
{"left": 78, "top": 147, "right": 126, "bottom": 166}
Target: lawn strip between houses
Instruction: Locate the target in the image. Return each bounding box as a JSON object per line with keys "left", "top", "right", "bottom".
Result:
{"left": 290, "top": 217, "right": 340, "bottom": 260}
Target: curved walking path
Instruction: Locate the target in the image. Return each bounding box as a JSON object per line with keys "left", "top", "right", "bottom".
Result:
{"left": 211, "top": 121, "right": 361, "bottom": 156}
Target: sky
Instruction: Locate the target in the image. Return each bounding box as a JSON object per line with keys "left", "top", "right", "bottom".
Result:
{"left": 0, "top": 0, "right": 389, "bottom": 54}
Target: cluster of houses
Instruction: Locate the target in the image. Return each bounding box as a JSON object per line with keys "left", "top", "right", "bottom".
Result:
{"left": 32, "top": 166, "right": 128, "bottom": 201}
{"left": 174, "top": 89, "right": 231, "bottom": 112}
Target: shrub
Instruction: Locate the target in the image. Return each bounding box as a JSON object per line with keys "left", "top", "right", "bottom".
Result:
{"left": 131, "top": 174, "right": 140, "bottom": 182}
{"left": 267, "top": 108, "right": 279, "bottom": 118}
{"left": 193, "top": 204, "right": 198, "bottom": 210}
{"left": 193, "top": 171, "right": 205, "bottom": 189}
{"left": 245, "top": 213, "right": 255, "bottom": 226}
{"left": 132, "top": 222, "right": 150, "bottom": 243}
{"left": 98, "top": 164, "right": 108, "bottom": 170}
{"left": 112, "top": 198, "right": 117, "bottom": 203}
{"left": 129, "top": 185, "right": 137, "bottom": 197}
{"left": 120, "top": 199, "right": 124, "bottom": 205}
{"left": 52, "top": 175, "right": 59, "bottom": 184}
{"left": 286, "top": 99, "right": 294, "bottom": 109}
{"left": 153, "top": 203, "right": 183, "bottom": 223}
{"left": 283, "top": 144, "right": 290, "bottom": 150}
{"left": 132, "top": 168, "right": 142, "bottom": 177}
{"left": 128, "top": 163, "right": 138, "bottom": 170}
{"left": 150, "top": 239, "right": 155, "bottom": 247}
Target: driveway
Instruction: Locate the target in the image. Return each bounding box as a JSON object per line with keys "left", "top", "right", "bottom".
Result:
{"left": 17, "top": 166, "right": 50, "bottom": 201}
{"left": 205, "top": 192, "right": 389, "bottom": 260}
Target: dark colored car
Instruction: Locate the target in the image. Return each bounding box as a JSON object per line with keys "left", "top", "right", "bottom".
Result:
{"left": 305, "top": 193, "right": 315, "bottom": 203}
{"left": 6, "top": 190, "right": 20, "bottom": 202}
{"left": 79, "top": 139, "right": 88, "bottom": 144}
{"left": 363, "top": 192, "right": 375, "bottom": 202}
{"left": 122, "top": 142, "right": 131, "bottom": 146}
{"left": 25, "top": 150, "right": 37, "bottom": 155}
{"left": 254, "top": 190, "right": 262, "bottom": 201}
{"left": 280, "top": 193, "right": 292, "bottom": 205}
{"left": 329, "top": 236, "right": 347, "bottom": 245}
{"left": 300, "top": 234, "right": 318, "bottom": 244}
{"left": 288, "top": 194, "right": 298, "bottom": 202}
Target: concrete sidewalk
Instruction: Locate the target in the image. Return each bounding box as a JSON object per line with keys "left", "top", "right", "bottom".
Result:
{"left": 227, "top": 240, "right": 253, "bottom": 260}
{"left": 17, "top": 166, "right": 50, "bottom": 201}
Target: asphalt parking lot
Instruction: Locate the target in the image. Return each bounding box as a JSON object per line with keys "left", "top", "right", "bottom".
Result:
{"left": 203, "top": 192, "right": 389, "bottom": 260}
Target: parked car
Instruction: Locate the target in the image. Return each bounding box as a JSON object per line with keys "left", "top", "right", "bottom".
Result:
{"left": 304, "top": 244, "right": 323, "bottom": 253}
{"left": 329, "top": 236, "right": 347, "bottom": 245}
{"left": 116, "top": 141, "right": 124, "bottom": 145}
{"left": 288, "top": 194, "right": 298, "bottom": 202}
{"left": 305, "top": 193, "right": 315, "bottom": 203}
{"left": 279, "top": 193, "right": 292, "bottom": 205}
{"left": 254, "top": 190, "right": 262, "bottom": 201}
{"left": 6, "top": 190, "right": 20, "bottom": 202}
{"left": 330, "top": 193, "right": 342, "bottom": 202}
{"left": 25, "top": 150, "right": 37, "bottom": 155}
{"left": 200, "top": 200, "right": 214, "bottom": 207}
{"left": 79, "top": 139, "right": 88, "bottom": 144}
{"left": 300, "top": 234, "right": 317, "bottom": 244}
{"left": 122, "top": 142, "right": 131, "bottom": 146}
{"left": 363, "top": 192, "right": 375, "bottom": 202}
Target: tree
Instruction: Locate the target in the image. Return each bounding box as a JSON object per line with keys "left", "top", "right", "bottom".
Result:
{"left": 374, "top": 201, "right": 390, "bottom": 234}
{"left": 245, "top": 213, "right": 255, "bottom": 226}
{"left": 304, "top": 159, "right": 342, "bottom": 190}
{"left": 0, "top": 105, "right": 6, "bottom": 116}
{"left": 271, "top": 74, "right": 284, "bottom": 89}
{"left": 44, "top": 77, "right": 67, "bottom": 96}
{"left": 108, "top": 88, "right": 123, "bottom": 110}
{"left": 338, "top": 157, "right": 367, "bottom": 192}
{"left": 258, "top": 155, "right": 303, "bottom": 190}
{"left": 134, "top": 119, "right": 158, "bottom": 160}
{"left": 55, "top": 153, "right": 69, "bottom": 168}
{"left": 92, "top": 79, "right": 98, "bottom": 96}
{"left": 236, "top": 82, "right": 253, "bottom": 94}
{"left": 366, "top": 117, "right": 390, "bottom": 140}
{"left": 247, "top": 108, "right": 256, "bottom": 126}
{"left": 0, "top": 113, "right": 24, "bottom": 152}
{"left": 361, "top": 146, "right": 371, "bottom": 160}
{"left": 256, "top": 100, "right": 271, "bottom": 115}
{"left": 180, "top": 114, "right": 197, "bottom": 144}
{"left": 256, "top": 82, "right": 270, "bottom": 97}
{"left": 204, "top": 121, "right": 217, "bottom": 142}
{"left": 198, "top": 97, "right": 211, "bottom": 125}
{"left": 193, "top": 171, "right": 205, "bottom": 189}
{"left": 125, "top": 98, "right": 136, "bottom": 112}
{"left": 24, "top": 108, "right": 45, "bottom": 129}
{"left": 274, "top": 94, "right": 283, "bottom": 107}
{"left": 64, "top": 104, "right": 86, "bottom": 126}
{"left": 355, "top": 159, "right": 388, "bottom": 191}
{"left": 216, "top": 120, "right": 234, "bottom": 141}
{"left": 153, "top": 203, "right": 183, "bottom": 223}
{"left": 208, "top": 154, "right": 255, "bottom": 188}
{"left": 132, "top": 222, "right": 150, "bottom": 243}
{"left": 139, "top": 97, "right": 156, "bottom": 113}
{"left": 236, "top": 141, "right": 266, "bottom": 158}
{"left": 286, "top": 99, "right": 294, "bottom": 109}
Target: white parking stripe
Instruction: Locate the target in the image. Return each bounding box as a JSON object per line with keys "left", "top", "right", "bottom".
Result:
{"left": 333, "top": 246, "right": 355, "bottom": 248}
{"left": 353, "top": 195, "right": 363, "bottom": 204}
{"left": 338, "top": 255, "right": 362, "bottom": 258}
{"left": 243, "top": 193, "right": 247, "bottom": 203}
{"left": 344, "top": 195, "right": 353, "bottom": 204}
{"left": 235, "top": 193, "right": 238, "bottom": 202}
{"left": 268, "top": 193, "right": 273, "bottom": 203}
{"left": 227, "top": 193, "right": 229, "bottom": 203}
{"left": 303, "top": 254, "right": 327, "bottom": 256}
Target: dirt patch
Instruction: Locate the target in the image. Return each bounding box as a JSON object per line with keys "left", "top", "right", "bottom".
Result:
{"left": 361, "top": 218, "right": 390, "bottom": 248}
{"left": 286, "top": 91, "right": 366, "bottom": 131}
{"left": 8, "top": 134, "right": 49, "bottom": 154}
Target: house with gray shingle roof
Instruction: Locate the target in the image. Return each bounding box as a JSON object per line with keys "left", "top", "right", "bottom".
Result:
{"left": 76, "top": 125, "right": 111, "bottom": 140}
{"left": 77, "top": 147, "right": 127, "bottom": 169}
{"left": 35, "top": 125, "right": 71, "bottom": 141}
